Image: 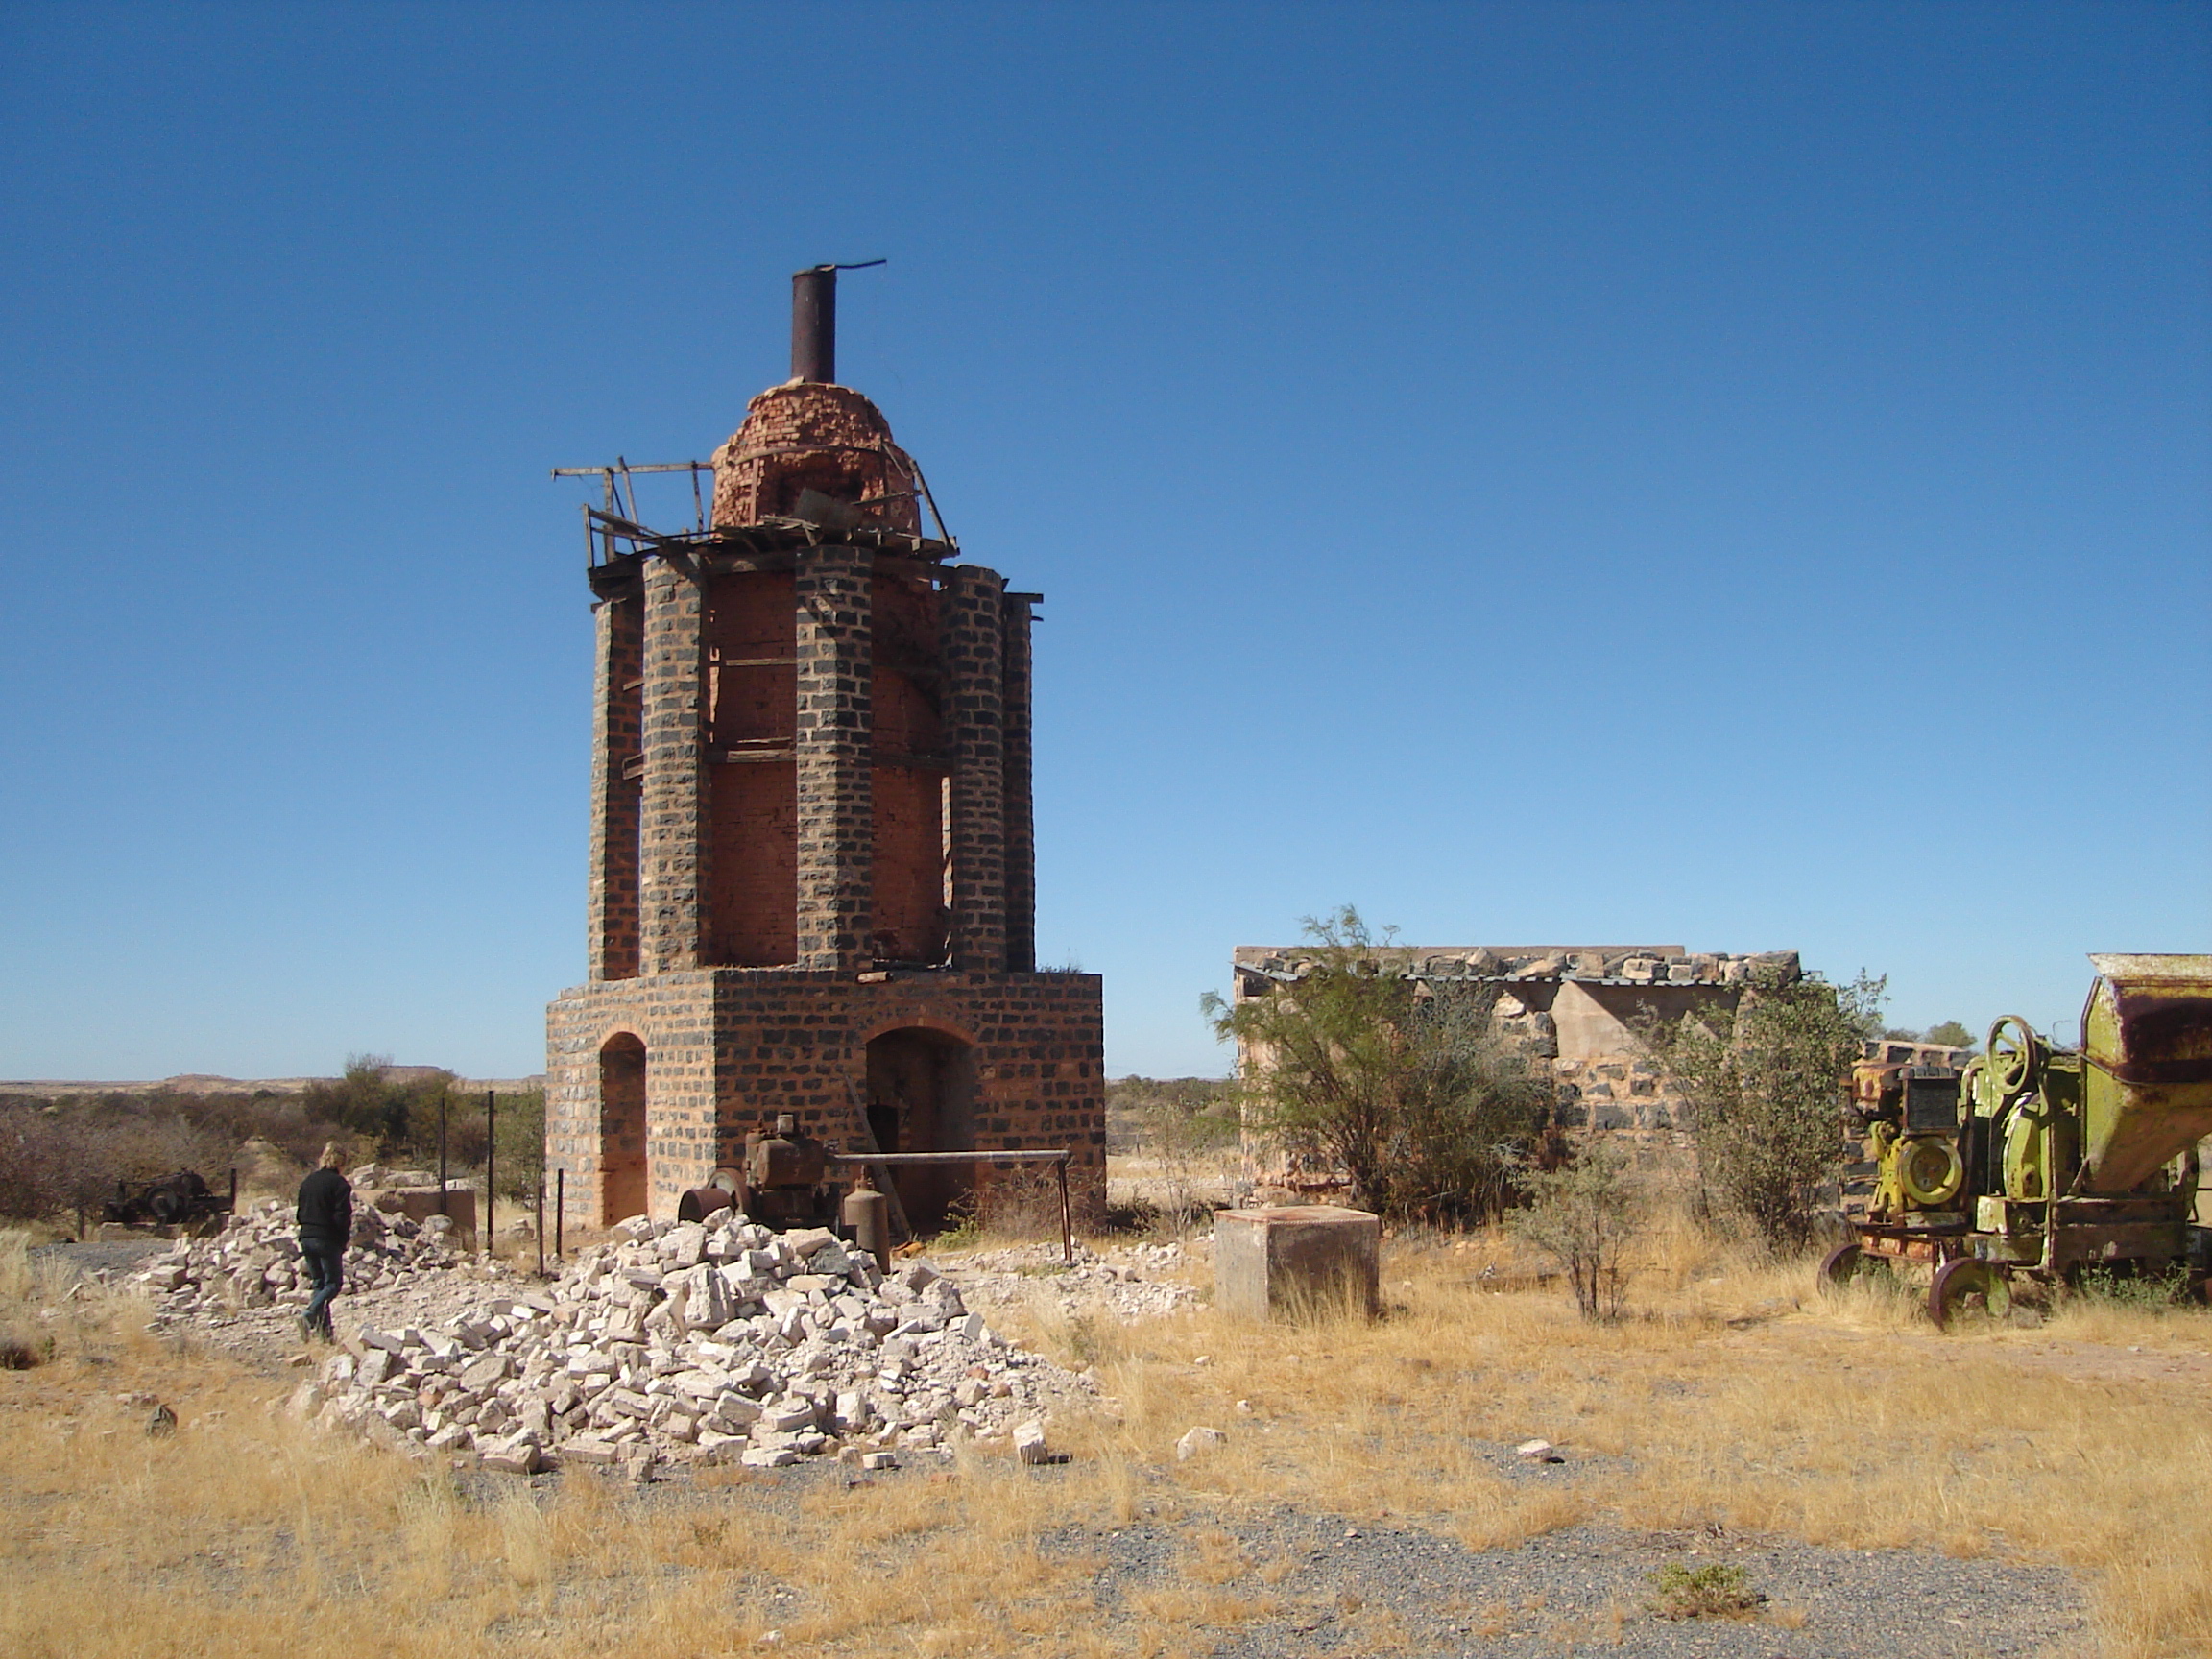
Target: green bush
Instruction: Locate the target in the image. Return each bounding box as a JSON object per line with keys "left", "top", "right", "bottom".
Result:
{"left": 1646, "top": 967, "right": 1886, "bottom": 1250}
{"left": 1203, "top": 907, "right": 1551, "bottom": 1225}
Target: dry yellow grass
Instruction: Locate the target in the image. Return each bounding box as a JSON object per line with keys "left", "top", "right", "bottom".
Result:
{"left": 3, "top": 1220, "right": 2207, "bottom": 1656}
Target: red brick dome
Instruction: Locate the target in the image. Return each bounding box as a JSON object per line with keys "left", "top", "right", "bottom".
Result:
{"left": 709, "top": 381, "right": 923, "bottom": 534}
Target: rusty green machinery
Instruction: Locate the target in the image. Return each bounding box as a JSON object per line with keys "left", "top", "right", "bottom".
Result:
{"left": 1822, "top": 954, "right": 2212, "bottom": 1325}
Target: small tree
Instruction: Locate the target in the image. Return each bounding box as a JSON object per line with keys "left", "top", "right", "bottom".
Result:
{"left": 1509, "top": 1139, "right": 1647, "bottom": 1320}
{"left": 1202, "top": 907, "right": 1551, "bottom": 1224}
{"left": 1923, "top": 1020, "right": 1976, "bottom": 1051}
{"left": 1648, "top": 967, "right": 1885, "bottom": 1249}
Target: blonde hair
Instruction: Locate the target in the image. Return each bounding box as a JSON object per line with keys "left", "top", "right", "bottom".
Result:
{"left": 319, "top": 1142, "right": 348, "bottom": 1171}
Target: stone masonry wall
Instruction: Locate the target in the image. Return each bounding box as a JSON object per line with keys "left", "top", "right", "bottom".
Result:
{"left": 945, "top": 567, "right": 1006, "bottom": 973}
{"left": 1000, "top": 594, "right": 1036, "bottom": 975}
{"left": 588, "top": 592, "right": 643, "bottom": 983}
{"left": 548, "top": 970, "right": 1106, "bottom": 1226}
{"left": 640, "top": 561, "right": 706, "bottom": 974}
{"left": 793, "top": 546, "right": 873, "bottom": 972}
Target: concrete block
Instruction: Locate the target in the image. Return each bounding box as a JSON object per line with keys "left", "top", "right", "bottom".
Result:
{"left": 1213, "top": 1206, "right": 1381, "bottom": 1322}
{"left": 371, "top": 1188, "right": 478, "bottom": 1252}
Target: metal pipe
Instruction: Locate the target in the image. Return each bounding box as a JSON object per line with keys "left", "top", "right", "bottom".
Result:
{"left": 791, "top": 260, "right": 886, "bottom": 385}
{"left": 485, "top": 1089, "right": 495, "bottom": 1256}
{"left": 792, "top": 266, "right": 836, "bottom": 383}
{"left": 556, "top": 1167, "right": 565, "bottom": 1262}
{"left": 438, "top": 1094, "right": 448, "bottom": 1216}
{"left": 826, "top": 1149, "right": 1073, "bottom": 1164}
{"left": 536, "top": 1179, "right": 545, "bottom": 1279}
{"left": 1056, "top": 1158, "right": 1072, "bottom": 1265}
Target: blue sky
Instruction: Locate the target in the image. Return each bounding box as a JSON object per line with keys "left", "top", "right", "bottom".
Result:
{"left": 2, "top": 2, "right": 2205, "bottom": 1081}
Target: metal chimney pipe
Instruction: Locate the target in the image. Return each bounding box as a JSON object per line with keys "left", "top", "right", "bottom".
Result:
{"left": 792, "top": 265, "right": 836, "bottom": 383}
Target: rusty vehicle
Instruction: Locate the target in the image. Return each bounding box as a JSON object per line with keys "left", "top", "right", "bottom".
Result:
{"left": 99, "top": 1168, "right": 235, "bottom": 1233}
{"left": 1821, "top": 954, "right": 2212, "bottom": 1324}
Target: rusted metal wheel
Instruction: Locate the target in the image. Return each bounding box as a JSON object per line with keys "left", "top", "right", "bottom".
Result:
{"left": 1929, "top": 1258, "right": 2010, "bottom": 1328}
{"left": 1817, "top": 1242, "right": 1863, "bottom": 1291}
{"left": 676, "top": 1186, "right": 733, "bottom": 1224}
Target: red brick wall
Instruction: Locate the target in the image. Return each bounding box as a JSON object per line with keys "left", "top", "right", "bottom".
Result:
{"left": 705, "top": 571, "right": 798, "bottom": 966}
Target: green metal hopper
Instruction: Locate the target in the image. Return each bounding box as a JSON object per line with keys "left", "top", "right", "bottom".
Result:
{"left": 2080, "top": 954, "right": 2212, "bottom": 1194}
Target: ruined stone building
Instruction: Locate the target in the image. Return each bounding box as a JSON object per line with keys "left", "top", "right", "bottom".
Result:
{"left": 546, "top": 268, "right": 1105, "bottom": 1229}
{"left": 1230, "top": 944, "right": 1805, "bottom": 1149}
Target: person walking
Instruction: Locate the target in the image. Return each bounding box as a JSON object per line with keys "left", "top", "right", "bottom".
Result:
{"left": 297, "top": 1142, "right": 352, "bottom": 1343}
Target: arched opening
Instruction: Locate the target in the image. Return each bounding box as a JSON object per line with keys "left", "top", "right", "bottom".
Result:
{"left": 864, "top": 1027, "right": 975, "bottom": 1234}
{"left": 599, "top": 1033, "right": 648, "bottom": 1224}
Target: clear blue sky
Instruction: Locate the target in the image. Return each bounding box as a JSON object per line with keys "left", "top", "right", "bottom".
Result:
{"left": 3, "top": 3, "right": 2205, "bottom": 1082}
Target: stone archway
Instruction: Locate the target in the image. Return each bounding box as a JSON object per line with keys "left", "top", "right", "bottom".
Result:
{"left": 598, "top": 1033, "right": 648, "bottom": 1224}
{"left": 863, "top": 1027, "right": 975, "bottom": 1233}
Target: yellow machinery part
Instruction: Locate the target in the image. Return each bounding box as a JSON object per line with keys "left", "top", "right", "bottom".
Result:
{"left": 2002, "top": 1107, "right": 2048, "bottom": 1201}
{"left": 1897, "top": 1136, "right": 1964, "bottom": 1208}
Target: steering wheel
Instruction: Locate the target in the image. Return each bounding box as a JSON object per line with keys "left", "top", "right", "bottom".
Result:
{"left": 1985, "top": 1015, "right": 2043, "bottom": 1098}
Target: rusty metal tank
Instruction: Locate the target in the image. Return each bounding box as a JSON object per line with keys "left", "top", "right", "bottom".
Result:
{"left": 2077, "top": 954, "right": 2212, "bottom": 1193}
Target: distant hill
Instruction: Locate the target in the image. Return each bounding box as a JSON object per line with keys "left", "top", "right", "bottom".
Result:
{"left": 0, "top": 1069, "right": 547, "bottom": 1098}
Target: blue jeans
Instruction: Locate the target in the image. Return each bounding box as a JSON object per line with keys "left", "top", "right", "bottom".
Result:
{"left": 301, "top": 1237, "right": 344, "bottom": 1339}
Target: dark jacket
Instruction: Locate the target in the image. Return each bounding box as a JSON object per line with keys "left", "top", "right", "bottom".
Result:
{"left": 297, "top": 1167, "right": 352, "bottom": 1243}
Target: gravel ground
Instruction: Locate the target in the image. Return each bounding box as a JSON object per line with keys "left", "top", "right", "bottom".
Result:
{"left": 28, "top": 1238, "right": 169, "bottom": 1281}
{"left": 1068, "top": 1510, "right": 2080, "bottom": 1658}
{"left": 467, "top": 1455, "right": 2084, "bottom": 1658}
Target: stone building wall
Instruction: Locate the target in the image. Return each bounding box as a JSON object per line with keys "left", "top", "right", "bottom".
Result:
{"left": 1229, "top": 945, "right": 1805, "bottom": 1178}
{"left": 547, "top": 970, "right": 1106, "bottom": 1227}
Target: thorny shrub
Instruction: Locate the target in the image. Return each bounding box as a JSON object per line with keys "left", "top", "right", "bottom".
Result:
{"left": 1507, "top": 1138, "right": 1648, "bottom": 1320}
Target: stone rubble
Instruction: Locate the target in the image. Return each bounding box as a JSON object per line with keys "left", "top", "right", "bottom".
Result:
{"left": 132, "top": 1196, "right": 460, "bottom": 1312}
{"left": 946, "top": 1238, "right": 1201, "bottom": 1326}
{"left": 285, "top": 1212, "right": 1096, "bottom": 1475}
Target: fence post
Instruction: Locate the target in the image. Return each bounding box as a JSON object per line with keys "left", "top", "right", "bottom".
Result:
{"left": 556, "top": 1167, "right": 565, "bottom": 1262}
{"left": 484, "top": 1089, "right": 495, "bottom": 1255}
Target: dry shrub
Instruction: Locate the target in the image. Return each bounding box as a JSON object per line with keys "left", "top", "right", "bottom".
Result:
{"left": 1647, "top": 1561, "right": 1765, "bottom": 1619}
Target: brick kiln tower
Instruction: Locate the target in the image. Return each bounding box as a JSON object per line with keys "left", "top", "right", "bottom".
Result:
{"left": 546, "top": 267, "right": 1105, "bottom": 1230}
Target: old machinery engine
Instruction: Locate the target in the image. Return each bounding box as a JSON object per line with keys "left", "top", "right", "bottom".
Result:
{"left": 676, "top": 1114, "right": 840, "bottom": 1232}
{"left": 1822, "top": 954, "right": 2212, "bottom": 1325}
{"left": 99, "top": 1169, "right": 234, "bottom": 1233}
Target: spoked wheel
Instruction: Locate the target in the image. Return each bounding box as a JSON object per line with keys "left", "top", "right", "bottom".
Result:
{"left": 1929, "top": 1258, "right": 2011, "bottom": 1329}
{"left": 1985, "top": 1016, "right": 2043, "bottom": 1098}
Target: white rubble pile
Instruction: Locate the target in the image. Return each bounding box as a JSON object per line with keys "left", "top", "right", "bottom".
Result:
{"left": 296, "top": 1213, "right": 1093, "bottom": 1475}
{"left": 950, "top": 1238, "right": 1202, "bottom": 1325}
{"left": 132, "top": 1197, "right": 459, "bottom": 1312}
